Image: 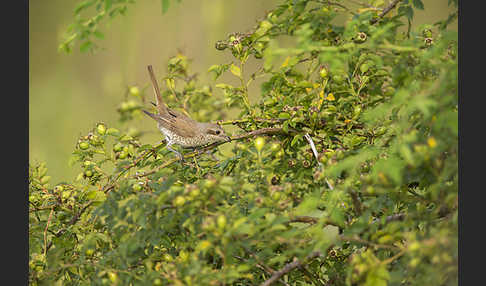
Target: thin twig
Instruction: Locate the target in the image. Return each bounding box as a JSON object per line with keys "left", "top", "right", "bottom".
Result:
{"left": 381, "top": 248, "right": 406, "bottom": 265}
{"left": 298, "top": 265, "right": 325, "bottom": 286}
{"left": 43, "top": 207, "right": 54, "bottom": 257}
{"left": 340, "top": 235, "right": 400, "bottom": 251}
{"left": 216, "top": 118, "right": 286, "bottom": 126}
{"left": 370, "top": 0, "right": 403, "bottom": 24}
{"left": 371, "top": 213, "right": 406, "bottom": 224}
{"left": 260, "top": 251, "right": 322, "bottom": 286}
{"left": 233, "top": 253, "right": 291, "bottom": 286}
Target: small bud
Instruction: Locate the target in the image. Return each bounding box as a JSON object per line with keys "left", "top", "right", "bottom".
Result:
{"left": 96, "top": 123, "right": 106, "bottom": 135}
{"left": 319, "top": 67, "right": 328, "bottom": 78}
{"left": 215, "top": 40, "right": 228, "bottom": 51}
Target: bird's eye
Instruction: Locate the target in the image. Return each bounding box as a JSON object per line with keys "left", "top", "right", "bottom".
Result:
{"left": 215, "top": 130, "right": 221, "bottom": 135}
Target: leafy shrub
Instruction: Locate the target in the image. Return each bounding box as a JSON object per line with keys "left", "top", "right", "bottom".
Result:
{"left": 31, "top": 0, "right": 458, "bottom": 285}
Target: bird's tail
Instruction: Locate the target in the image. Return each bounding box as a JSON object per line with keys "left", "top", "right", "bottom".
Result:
{"left": 147, "top": 65, "right": 169, "bottom": 116}
{"left": 142, "top": 109, "right": 158, "bottom": 120}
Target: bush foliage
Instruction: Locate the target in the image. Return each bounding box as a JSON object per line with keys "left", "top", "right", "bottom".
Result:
{"left": 31, "top": 0, "right": 458, "bottom": 285}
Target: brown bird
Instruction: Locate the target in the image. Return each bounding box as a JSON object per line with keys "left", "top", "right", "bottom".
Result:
{"left": 143, "top": 65, "right": 230, "bottom": 160}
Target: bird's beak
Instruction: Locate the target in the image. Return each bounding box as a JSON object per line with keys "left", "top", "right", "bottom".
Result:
{"left": 225, "top": 135, "right": 231, "bottom": 142}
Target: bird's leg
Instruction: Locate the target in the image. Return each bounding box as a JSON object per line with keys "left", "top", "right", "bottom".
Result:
{"left": 192, "top": 147, "right": 218, "bottom": 161}
{"left": 193, "top": 156, "right": 201, "bottom": 176}
{"left": 166, "top": 142, "right": 184, "bottom": 162}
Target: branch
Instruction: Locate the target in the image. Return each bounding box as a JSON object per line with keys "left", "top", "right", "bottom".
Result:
{"left": 216, "top": 118, "right": 286, "bottom": 126}
{"left": 43, "top": 207, "right": 54, "bottom": 257}
{"left": 340, "top": 235, "right": 400, "bottom": 251}
{"left": 233, "top": 253, "right": 291, "bottom": 286}
{"left": 371, "top": 213, "right": 406, "bottom": 224}
{"left": 370, "top": 0, "right": 403, "bottom": 24}
{"left": 287, "top": 216, "right": 341, "bottom": 229}
{"left": 298, "top": 265, "right": 325, "bottom": 286}
{"left": 260, "top": 251, "right": 322, "bottom": 286}
{"left": 45, "top": 201, "right": 93, "bottom": 252}
{"left": 134, "top": 127, "right": 297, "bottom": 179}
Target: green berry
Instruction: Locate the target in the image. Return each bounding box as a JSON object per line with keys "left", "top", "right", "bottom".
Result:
{"left": 271, "top": 192, "right": 281, "bottom": 201}
{"left": 255, "top": 137, "right": 265, "bottom": 152}
{"left": 113, "top": 143, "right": 123, "bottom": 152}
{"left": 129, "top": 86, "right": 140, "bottom": 97}
{"left": 163, "top": 253, "right": 173, "bottom": 262}
{"left": 118, "top": 151, "right": 128, "bottom": 159}
{"left": 174, "top": 196, "right": 186, "bottom": 207}
{"left": 360, "top": 63, "right": 369, "bottom": 73}
{"left": 79, "top": 142, "right": 89, "bottom": 150}
{"left": 107, "top": 272, "right": 118, "bottom": 283}
{"left": 217, "top": 215, "right": 227, "bottom": 229}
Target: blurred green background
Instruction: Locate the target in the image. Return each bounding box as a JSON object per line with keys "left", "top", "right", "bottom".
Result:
{"left": 29, "top": 0, "right": 456, "bottom": 184}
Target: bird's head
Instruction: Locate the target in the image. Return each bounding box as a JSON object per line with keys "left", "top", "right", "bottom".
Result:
{"left": 199, "top": 123, "right": 231, "bottom": 143}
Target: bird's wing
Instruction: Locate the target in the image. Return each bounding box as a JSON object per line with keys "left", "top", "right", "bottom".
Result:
{"left": 160, "top": 111, "right": 198, "bottom": 138}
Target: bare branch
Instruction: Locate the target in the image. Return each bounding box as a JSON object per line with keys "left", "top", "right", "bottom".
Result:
{"left": 370, "top": 0, "right": 403, "bottom": 24}
{"left": 260, "top": 252, "right": 322, "bottom": 286}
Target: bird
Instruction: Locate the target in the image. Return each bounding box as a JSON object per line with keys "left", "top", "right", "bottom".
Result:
{"left": 142, "top": 65, "right": 231, "bottom": 160}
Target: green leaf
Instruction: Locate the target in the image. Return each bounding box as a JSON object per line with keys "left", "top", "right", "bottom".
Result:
{"left": 291, "top": 134, "right": 303, "bottom": 146}
{"left": 412, "top": 0, "right": 424, "bottom": 10}
{"left": 230, "top": 64, "right": 241, "bottom": 77}
{"left": 80, "top": 41, "right": 93, "bottom": 53}
{"left": 74, "top": 0, "right": 96, "bottom": 14}
{"left": 104, "top": 0, "right": 112, "bottom": 11}
{"left": 161, "top": 0, "right": 170, "bottom": 14}
{"left": 86, "top": 190, "right": 106, "bottom": 202}
{"left": 93, "top": 31, "right": 104, "bottom": 39}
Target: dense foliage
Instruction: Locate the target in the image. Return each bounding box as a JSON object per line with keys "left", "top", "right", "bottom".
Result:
{"left": 31, "top": 0, "right": 458, "bottom": 285}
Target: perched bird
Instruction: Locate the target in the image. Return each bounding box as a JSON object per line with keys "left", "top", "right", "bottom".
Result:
{"left": 143, "top": 65, "right": 230, "bottom": 160}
